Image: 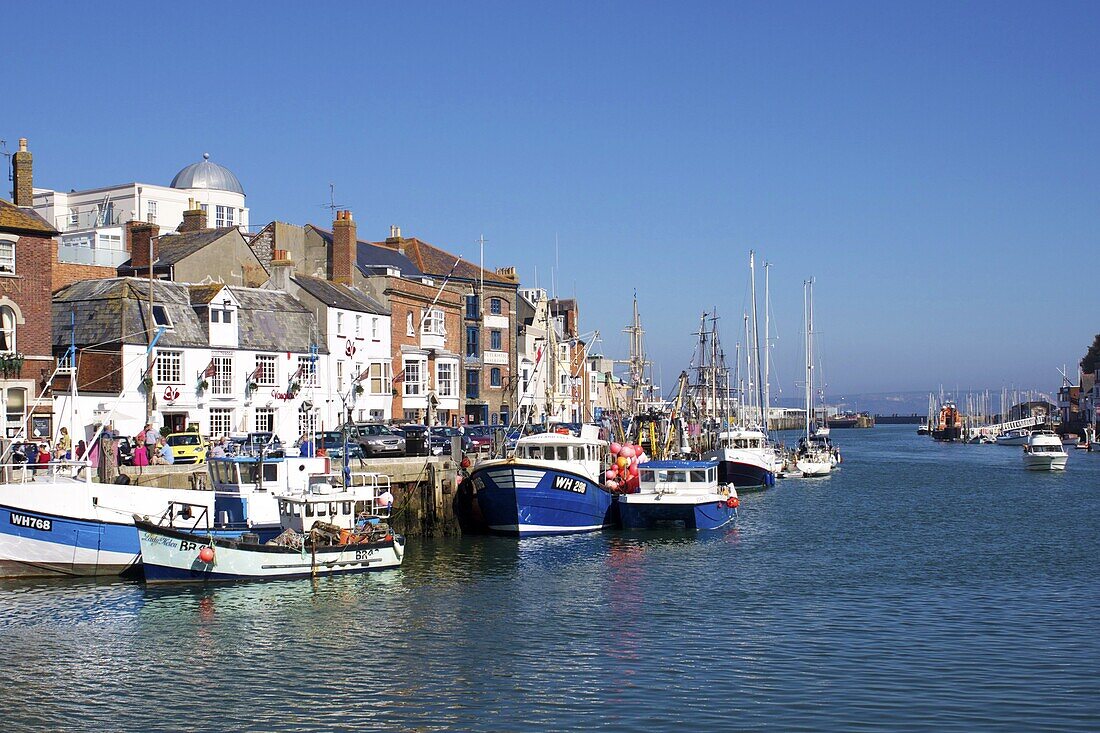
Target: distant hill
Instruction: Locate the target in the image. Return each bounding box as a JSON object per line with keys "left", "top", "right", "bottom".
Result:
{"left": 774, "top": 389, "right": 1055, "bottom": 416}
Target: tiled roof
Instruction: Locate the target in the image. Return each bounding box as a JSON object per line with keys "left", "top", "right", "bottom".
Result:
{"left": 374, "top": 237, "right": 515, "bottom": 285}
{"left": 308, "top": 225, "right": 426, "bottom": 279}
{"left": 0, "top": 200, "right": 57, "bottom": 235}
{"left": 52, "top": 277, "right": 325, "bottom": 353}
{"left": 292, "top": 275, "right": 389, "bottom": 316}
{"left": 117, "top": 228, "right": 240, "bottom": 271}
{"left": 187, "top": 284, "right": 226, "bottom": 304}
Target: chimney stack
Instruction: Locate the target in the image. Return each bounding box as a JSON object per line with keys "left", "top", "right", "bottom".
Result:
{"left": 270, "top": 249, "right": 294, "bottom": 291}
{"left": 178, "top": 198, "right": 208, "bottom": 232}
{"left": 331, "top": 209, "right": 357, "bottom": 285}
{"left": 127, "top": 221, "right": 161, "bottom": 270}
{"left": 11, "top": 138, "right": 33, "bottom": 207}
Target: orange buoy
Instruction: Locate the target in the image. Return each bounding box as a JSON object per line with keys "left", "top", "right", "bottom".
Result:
{"left": 198, "top": 546, "right": 215, "bottom": 563}
{"left": 726, "top": 496, "right": 739, "bottom": 509}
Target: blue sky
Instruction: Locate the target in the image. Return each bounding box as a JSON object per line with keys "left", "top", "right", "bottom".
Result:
{"left": 8, "top": 1, "right": 1098, "bottom": 395}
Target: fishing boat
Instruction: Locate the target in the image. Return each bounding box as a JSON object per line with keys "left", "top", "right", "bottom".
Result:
{"left": 136, "top": 472, "right": 403, "bottom": 583}
{"left": 1022, "top": 431, "right": 1068, "bottom": 471}
{"left": 795, "top": 279, "right": 833, "bottom": 477}
{"left": 931, "top": 402, "right": 963, "bottom": 442}
{"left": 995, "top": 428, "right": 1031, "bottom": 446}
{"left": 469, "top": 427, "right": 615, "bottom": 536}
{"left": 705, "top": 428, "right": 779, "bottom": 490}
{"left": 0, "top": 451, "right": 328, "bottom": 579}
{"left": 617, "top": 460, "right": 738, "bottom": 530}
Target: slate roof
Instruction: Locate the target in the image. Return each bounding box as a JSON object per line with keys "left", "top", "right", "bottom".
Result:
{"left": 372, "top": 237, "right": 515, "bottom": 285}
{"left": 292, "top": 275, "right": 389, "bottom": 316}
{"left": 0, "top": 200, "right": 57, "bottom": 236}
{"left": 308, "top": 225, "right": 425, "bottom": 279}
{"left": 52, "top": 277, "right": 325, "bottom": 353}
{"left": 116, "top": 228, "right": 240, "bottom": 271}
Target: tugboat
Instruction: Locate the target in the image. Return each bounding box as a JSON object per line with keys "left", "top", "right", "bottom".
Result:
{"left": 931, "top": 402, "right": 963, "bottom": 442}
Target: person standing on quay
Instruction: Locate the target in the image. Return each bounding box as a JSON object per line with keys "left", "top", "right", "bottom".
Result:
{"left": 55, "top": 427, "right": 71, "bottom": 459}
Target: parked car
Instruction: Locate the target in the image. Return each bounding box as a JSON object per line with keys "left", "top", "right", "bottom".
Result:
{"left": 165, "top": 432, "right": 208, "bottom": 465}
{"left": 314, "top": 431, "right": 364, "bottom": 460}
{"left": 355, "top": 423, "right": 406, "bottom": 457}
{"left": 227, "top": 432, "right": 285, "bottom": 458}
{"left": 430, "top": 426, "right": 472, "bottom": 455}
{"left": 394, "top": 424, "right": 431, "bottom": 457}
{"left": 465, "top": 425, "right": 494, "bottom": 453}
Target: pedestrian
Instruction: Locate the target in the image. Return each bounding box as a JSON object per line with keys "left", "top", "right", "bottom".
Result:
{"left": 142, "top": 424, "right": 158, "bottom": 456}
{"left": 35, "top": 443, "right": 51, "bottom": 472}
{"left": 75, "top": 439, "right": 87, "bottom": 460}
{"left": 152, "top": 439, "right": 175, "bottom": 465}
{"left": 55, "top": 427, "right": 72, "bottom": 459}
{"left": 210, "top": 438, "right": 226, "bottom": 459}
{"left": 298, "top": 432, "right": 314, "bottom": 457}
{"left": 133, "top": 441, "right": 149, "bottom": 467}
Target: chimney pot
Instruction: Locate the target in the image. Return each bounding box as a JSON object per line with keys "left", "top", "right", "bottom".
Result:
{"left": 18, "top": 138, "right": 27, "bottom": 152}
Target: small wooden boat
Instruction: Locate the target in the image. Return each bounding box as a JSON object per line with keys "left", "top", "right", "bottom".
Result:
{"left": 136, "top": 472, "right": 404, "bottom": 583}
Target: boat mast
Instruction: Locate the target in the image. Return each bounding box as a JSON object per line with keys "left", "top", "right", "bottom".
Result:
{"left": 804, "top": 279, "right": 813, "bottom": 439}
{"left": 763, "top": 260, "right": 772, "bottom": 437}
{"left": 749, "top": 251, "right": 765, "bottom": 430}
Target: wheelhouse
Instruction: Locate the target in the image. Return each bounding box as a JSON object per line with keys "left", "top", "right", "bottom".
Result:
{"left": 638, "top": 460, "right": 719, "bottom": 491}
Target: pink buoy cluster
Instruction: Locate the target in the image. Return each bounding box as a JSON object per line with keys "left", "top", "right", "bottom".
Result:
{"left": 604, "top": 442, "right": 649, "bottom": 493}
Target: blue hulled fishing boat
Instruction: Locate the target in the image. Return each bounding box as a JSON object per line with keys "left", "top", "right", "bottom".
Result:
{"left": 469, "top": 429, "right": 615, "bottom": 536}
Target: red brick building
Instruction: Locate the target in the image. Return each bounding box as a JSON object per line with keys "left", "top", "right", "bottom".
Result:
{"left": 0, "top": 138, "right": 58, "bottom": 439}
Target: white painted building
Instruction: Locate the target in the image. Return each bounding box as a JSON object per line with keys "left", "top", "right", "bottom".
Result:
{"left": 33, "top": 154, "right": 249, "bottom": 268}
{"left": 51, "top": 279, "right": 326, "bottom": 444}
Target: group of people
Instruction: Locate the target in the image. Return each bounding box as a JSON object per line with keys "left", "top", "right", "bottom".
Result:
{"left": 10, "top": 427, "right": 86, "bottom": 470}
{"left": 125, "top": 424, "right": 176, "bottom": 466}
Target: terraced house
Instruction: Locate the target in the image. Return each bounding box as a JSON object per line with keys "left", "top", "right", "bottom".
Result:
{"left": 0, "top": 139, "right": 57, "bottom": 439}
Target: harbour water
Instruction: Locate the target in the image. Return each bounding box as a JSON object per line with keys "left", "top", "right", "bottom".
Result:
{"left": 1, "top": 425, "right": 1098, "bottom": 731}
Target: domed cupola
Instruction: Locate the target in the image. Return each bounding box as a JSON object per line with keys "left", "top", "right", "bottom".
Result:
{"left": 170, "top": 153, "right": 245, "bottom": 195}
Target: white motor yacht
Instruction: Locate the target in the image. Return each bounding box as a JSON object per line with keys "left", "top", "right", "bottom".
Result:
{"left": 1023, "top": 431, "right": 1068, "bottom": 471}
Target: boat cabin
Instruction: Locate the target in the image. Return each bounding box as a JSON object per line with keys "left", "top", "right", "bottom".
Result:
{"left": 638, "top": 460, "right": 720, "bottom": 493}
{"left": 716, "top": 430, "right": 767, "bottom": 450}
{"left": 208, "top": 455, "right": 332, "bottom": 528}
{"left": 276, "top": 471, "right": 391, "bottom": 533}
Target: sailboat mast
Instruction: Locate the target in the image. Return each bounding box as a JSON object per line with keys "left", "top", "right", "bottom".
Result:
{"left": 763, "top": 260, "right": 771, "bottom": 436}
{"left": 804, "top": 279, "right": 812, "bottom": 438}
{"left": 749, "top": 251, "right": 765, "bottom": 430}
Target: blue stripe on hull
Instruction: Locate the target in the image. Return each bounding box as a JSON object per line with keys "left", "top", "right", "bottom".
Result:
{"left": 473, "top": 466, "right": 615, "bottom": 537}
{"left": 717, "top": 461, "right": 775, "bottom": 490}
{"left": 142, "top": 563, "right": 390, "bottom": 583}
{"left": 619, "top": 501, "right": 736, "bottom": 530}
{"left": 0, "top": 505, "right": 283, "bottom": 578}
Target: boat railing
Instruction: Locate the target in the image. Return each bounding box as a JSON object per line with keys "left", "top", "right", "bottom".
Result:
{"left": 150, "top": 501, "right": 214, "bottom": 532}
{"left": 304, "top": 471, "right": 391, "bottom": 498}
{"left": 0, "top": 459, "right": 92, "bottom": 484}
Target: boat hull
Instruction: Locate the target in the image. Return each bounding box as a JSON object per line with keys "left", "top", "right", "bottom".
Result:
{"left": 703, "top": 448, "right": 777, "bottom": 490}
{"left": 137, "top": 521, "right": 404, "bottom": 583}
{"left": 795, "top": 459, "right": 832, "bottom": 477}
{"left": 618, "top": 496, "right": 736, "bottom": 530}
{"left": 471, "top": 463, "right": 614, "bottom": 537}
{"left": 996, "top": 434, "right": 1030, "bottom": 446}
{"left": 1023, "top": 454, "right": 1068, "bottom": 471}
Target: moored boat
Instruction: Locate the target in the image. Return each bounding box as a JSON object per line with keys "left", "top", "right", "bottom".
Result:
{"left": 618, "top": 460, "right": 738, "bottom": 530}
{"left": 137, "top": 471, "right": 403, "bottom": 583}
{"left": 703, "top": 428, "right": 778, "bottom": 491}
{"left": 469, "top": 428, "right": 615, "bottom": 536}
{"left": 995, "top": 428, "right": 1031, "bottom": 446}
{"left": 1022, "top": 431, "right": 1068, "bottom": 471}
{"left": 931, "top": 402, "right": 963, "bottom": 442}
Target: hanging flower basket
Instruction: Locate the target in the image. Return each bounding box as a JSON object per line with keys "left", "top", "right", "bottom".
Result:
{"left": 141, "top": 376, "right": 154, "bottom": 392}
{"left": 289, "top": 381, "right": 301, "bottom": 397}
{"left": 0, "top": 352, "right": 24, "bottom": 379}
{"left": 354, "top": 384, "right": 364, "bottom": 397}
{"left": 247, "top": 380, "right": 258, "bottom": 394}
{"left": 197, "top": 378, "right": 209, "bottom": 392}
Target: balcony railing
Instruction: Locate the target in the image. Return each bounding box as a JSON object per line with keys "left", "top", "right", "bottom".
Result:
{"left": 57, "top": 243, "right": 130, "bottom": 267}
{"left": 55, "top": 209, "right": 124, "bottom": 232}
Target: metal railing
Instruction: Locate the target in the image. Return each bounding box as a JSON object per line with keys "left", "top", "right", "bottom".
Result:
{"left": 57, "top": 243, "right": 130, "bottom": 267}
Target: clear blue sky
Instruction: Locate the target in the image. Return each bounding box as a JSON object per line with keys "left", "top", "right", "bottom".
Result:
{"left": 9, "top": 1, "right": 1098, "bottom": 396}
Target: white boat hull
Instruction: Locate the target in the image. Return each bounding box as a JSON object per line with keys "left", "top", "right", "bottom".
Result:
{"left": 1023, "top": 454, "right": 1068, "bottom": 471}
{"left": 138, "top": 521, "right": 404, "bottom": 583}
{"left": 795, "top": 458, "right": 832, "bottom": 477}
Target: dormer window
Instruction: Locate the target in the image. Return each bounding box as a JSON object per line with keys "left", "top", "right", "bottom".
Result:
{"left": 210, "top": 308, "right": 233, "bottom": 324}
{"left": 151, "top": 305, "right": 173, "bottom": 330}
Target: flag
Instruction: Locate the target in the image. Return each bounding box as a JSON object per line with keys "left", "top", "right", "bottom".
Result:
{"left": 203, "top": 360, "right": 216, "bottom": 377}
{"left": 391, "top": 368, "right": 405, "bottom": 384}
{"left": 535, "top": 346, "right": 543, "bottom": 364}
{"left": 355, "top": 367, "right": 371, "bottom": 382}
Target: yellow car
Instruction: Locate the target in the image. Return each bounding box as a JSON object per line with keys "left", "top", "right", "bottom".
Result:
{"left": 165, "top": 432, "right": 208, "bottom": 465}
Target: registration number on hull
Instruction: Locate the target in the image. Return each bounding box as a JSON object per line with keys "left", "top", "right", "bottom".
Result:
{"left": 9, "top": 513, "right": 52, "bottom": 531}
{"left": 553, "top": 476, "right": 587, "bottom": 494}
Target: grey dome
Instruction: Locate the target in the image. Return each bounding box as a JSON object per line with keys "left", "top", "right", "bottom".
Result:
{"left": 170, "top": 153, "right": 245, "bottom": 195}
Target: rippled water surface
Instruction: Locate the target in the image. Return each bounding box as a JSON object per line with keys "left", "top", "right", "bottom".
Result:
{"left": 1, "top": 426, "right": 1098, "bottom": 732}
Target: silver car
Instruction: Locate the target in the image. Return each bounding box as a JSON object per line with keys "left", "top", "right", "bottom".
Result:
{"left": 355, "top": 423, "right": 406, "bottom": 457}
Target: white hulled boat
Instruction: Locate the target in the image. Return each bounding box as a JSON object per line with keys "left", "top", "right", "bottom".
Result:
{"left": 1023, "top": 431, "right": 1068, "bottom": 471}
